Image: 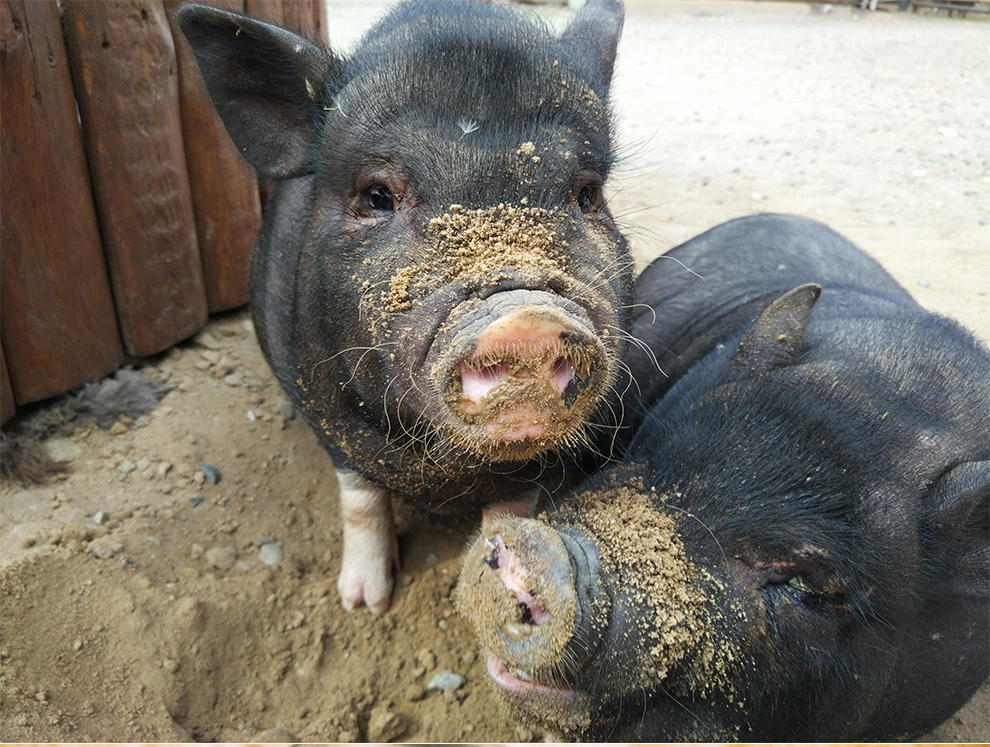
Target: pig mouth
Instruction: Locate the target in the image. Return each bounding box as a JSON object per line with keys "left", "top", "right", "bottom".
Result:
{"left": 486, "top": 653, "right": 578, "bottom": 701}
{"left": 430, "top": 291, "right": 611, "bottom": 461}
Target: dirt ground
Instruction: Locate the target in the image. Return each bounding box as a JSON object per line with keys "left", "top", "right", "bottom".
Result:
{"left": 1, "top": 0, "right": 987, "bottom": 742}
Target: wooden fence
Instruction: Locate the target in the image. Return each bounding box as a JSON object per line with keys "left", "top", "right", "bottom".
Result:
{"left": 0, "top": 0, "right": 326, "bottom": 425}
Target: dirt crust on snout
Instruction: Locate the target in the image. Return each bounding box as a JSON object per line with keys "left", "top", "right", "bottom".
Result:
{"left": 384, "top": 202, "right": 568, "bottom": 313}
{"left": 551, "top": 482, "right": 733, "bottom": 698}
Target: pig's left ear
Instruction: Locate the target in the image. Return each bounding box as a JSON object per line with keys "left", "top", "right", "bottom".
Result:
{"left": 924, "top": 460, "right": 989, "bottom": 597}
{"left": 726, "top": 283, "right": 822, "bottom": 379}
{"left": 559, "top": 0, "right": 625, "bottom": 96}
{"left": 176, "top": 4, "right": 337, "bottom": 180}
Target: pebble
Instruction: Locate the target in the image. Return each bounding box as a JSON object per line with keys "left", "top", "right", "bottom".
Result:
{"left": 258, "top": 541, "right": 284, "bottom": 566}
{"left": 426, "top": 552, "right": 439, "bottom": 565}
{"left": 194, "top": 331, "right": 221, "bottom": 350}
{"left": 426, "top": 670, "right": 466, "bottom": 692}
{"left": 415, "top": 648, "right": 436, "bottom": 671}
{"left": 92, "top": 511, "right": 109, "bottom": 525}
{"left": 189, "top": 496, "right": 204, "bottom": 508}
{"left": 118, "top": 460, "right": 136, "bottom": 475}
{"left": 277, "top": 399, "right": 295, "bottom": 420}
{"left": 367, "top": 705, "right": 407, "bottom": 742}
{"left": 205, "top": 546, "right": 238, "bottom": 570}
{"left": 43, "top": 437, "right": 82, "bottom": 462}
{"left": 224, "top": 374, "right": 244, "bottom": 387}
{"left": 200, "top": 463, "right": 222, "bottom": 485}
{"left": 88, "top": 538, "right": 123, "bottom": 559}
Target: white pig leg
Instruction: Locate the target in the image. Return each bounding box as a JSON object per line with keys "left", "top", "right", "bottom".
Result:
{"left": 335, "top": 468, "right": 398, "bottom": 615}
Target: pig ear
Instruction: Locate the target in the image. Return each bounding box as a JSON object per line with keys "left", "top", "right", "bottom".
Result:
{"left": 924, "top": 461, "right": 989, "bottom": 597}
{"left": 726, "top": 283, "right": 822, "bottom": 379}
{"left": 176, "top": 4, "right": 337, "bottom": 180}
{"left": 559, "top": 0, "right": 625, "bottom": 95}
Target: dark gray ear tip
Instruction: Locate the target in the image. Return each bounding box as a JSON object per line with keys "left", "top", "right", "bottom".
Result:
{"left": 175, "top": 4, "right": 240, "bottom": 35}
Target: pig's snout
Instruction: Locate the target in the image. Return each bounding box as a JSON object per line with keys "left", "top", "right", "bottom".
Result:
{"left": 454, "top": 517, "right": 603, "bottom": 702}
{"left": 434, "top": 291, "right": 610, "bottom": 459}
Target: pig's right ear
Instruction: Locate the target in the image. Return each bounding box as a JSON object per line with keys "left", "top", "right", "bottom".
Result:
{"left": 725, "top": 283, "right": 822, "bottom": 380}
{"left": 176, "top": 4, "right": 337, "bottom": 179}
{"left": 560, "top": 0, "right": 625, "bottom": 96}
{"left": 924, "top": 460, "right": 989, "bottom": 598}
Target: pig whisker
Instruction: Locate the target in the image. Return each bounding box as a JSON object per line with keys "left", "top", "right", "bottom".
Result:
{"left": 606, "top": 323, "right": 667, "bottom": 376}
{"left": 663, "top": 502, "right": 727, "bottom": 566}
{"left": 311, "top": 342, "right": 397, "bottom": 384}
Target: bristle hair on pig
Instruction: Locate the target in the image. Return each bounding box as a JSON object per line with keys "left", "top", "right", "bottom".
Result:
{"left": 456, "top": 214, "right": 989, "bottom": 740}
{"left": 177, "top": 0, "right": 632, "bottom": 613}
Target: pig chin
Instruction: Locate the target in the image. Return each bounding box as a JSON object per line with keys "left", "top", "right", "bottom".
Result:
{"left": 426, "top": 291, "right": 612, "bottom": 462}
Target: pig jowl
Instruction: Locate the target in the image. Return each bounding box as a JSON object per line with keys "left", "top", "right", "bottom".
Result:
{"left": 177, "top": 0, "right": 632, "bottom": 613}
{"left": 456, "top": 214, "right": 989, "bottom": 740}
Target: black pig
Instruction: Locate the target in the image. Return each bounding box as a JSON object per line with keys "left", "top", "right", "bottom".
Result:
{"left": 177, "top": 0, "right": 632, "bottom": 613}
{"left": 456, "top": 213, "right": 989, "bottom": 740}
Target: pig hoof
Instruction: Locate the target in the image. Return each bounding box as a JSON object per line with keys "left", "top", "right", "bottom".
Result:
{"left": 337, "top": 568, "right": 393, "bottom": 615}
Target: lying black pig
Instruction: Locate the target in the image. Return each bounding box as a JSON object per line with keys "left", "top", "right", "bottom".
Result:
{"left": 456, "top": 213, "right": 989, "bottom": 740}
{"left": 177, "top": 0, "right": 632, "bottom": 613}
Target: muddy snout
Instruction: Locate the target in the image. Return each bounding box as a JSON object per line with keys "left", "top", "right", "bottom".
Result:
{"left": 454, "top": 517, "right": 581, "bottom": 685}
{"left": 432, "top": 290, "right": 610, "bottom": 458}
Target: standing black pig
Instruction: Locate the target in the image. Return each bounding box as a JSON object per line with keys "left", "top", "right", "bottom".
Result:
{"left": 176, "top": 0, "right": 632, "bottom": 613}
{"left": 456, "top": 213, "right": 989, "bottom": 740}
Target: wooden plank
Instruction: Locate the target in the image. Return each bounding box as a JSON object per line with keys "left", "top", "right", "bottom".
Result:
{"left": 244, "top": 0, "right": 284, "bottom": 25}
{"left": 0, "top": 0, "right": 125, "bottom": 406}
{"left": 167, "top": 0, "right": 261, "bottom": 313}
{"left": 282, "top": 0, "right": 325, "bottom": 41}
{"left": 62, "top": 0, "right": 208, "bottom": 357}
{"left": 1, "top": 346, "right": 15, "bottom": 425}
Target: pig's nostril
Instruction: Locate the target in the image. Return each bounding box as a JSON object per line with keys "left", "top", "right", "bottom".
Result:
{"left": 552, "top": 356, "right": 573, "bottom": 388}
{"left": 520, "top": 601, "right": 534, "bottom": 625}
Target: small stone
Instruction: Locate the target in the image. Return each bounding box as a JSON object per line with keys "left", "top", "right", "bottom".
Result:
{"left": 405, "top": 683, "right": 426, "bottom": 702}
{"left": 258, "top": 542, "right": 284, "bottom": 566}
{"left": 136, "top": 458, "right": 151, "bottom": 472}
{"left": 189, "top": 495, "right": 204, "bottom": 508}
{"left": 88, "top": 538, "right": 123, "bottom": 559}
{"left": 109, "top": 421, "right": 128, "bottom": 435}
{"left": 43, "top": 437, "right": 82, "bottom": 462}
{"left": 415, "top": 648, "right": 436, "bottom": 670}
{"left": 92, "top": 511, "right": 109, "bottom": 525}
{"left": 194, "top": 331, "right": 221, "bottom": 349}
{"left": 205, "top": 546, "right": 238, "bottom": 570}
{"left": 277, "top": 399, "right": 295, "bottom": 420}
{"left": 367, "top": 705, "right": 407, "bottom": 743}
{"left": 426, "top": 552, "right": 439, "bottom": 565}
{"left": 73, "top": 639, "right": 83, "bottom": 652}
{"left": 426, "top": 670, "right": 465, "bottom": 692}
{"left": 199, "top": 463, "right": 222, "bottom": 485}
{"left": 162, "top": 658, "right": 179, "bottom": 673}
{"left": 201, "top": 350, "right": 220, "bottom": 364}
{"left": 224, "top": 374, "right": 244, "bottom": 387}
{"left": 158, "top": 462, "right": 173, "bottom": 478}
{"left": 117, "top": 460, "right": 136, "bottom": 475}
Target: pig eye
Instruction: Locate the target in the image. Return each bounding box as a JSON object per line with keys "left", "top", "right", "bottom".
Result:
{"left": 363, "top": 184, "right": 395, "bottom": 212}
{"left": 574, "top": 174, "right": 604, "bottom": 214}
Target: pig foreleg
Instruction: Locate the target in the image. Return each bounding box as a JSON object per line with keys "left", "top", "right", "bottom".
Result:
{"left": 335, "top": 469, "right": 399, "bottom": 615}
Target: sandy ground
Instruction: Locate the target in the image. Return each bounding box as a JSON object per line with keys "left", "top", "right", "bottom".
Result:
{"left": 1, "top": 0, "right": 987, "bottom": 742}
